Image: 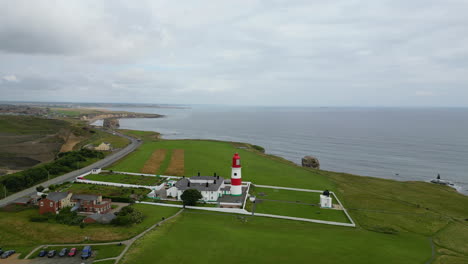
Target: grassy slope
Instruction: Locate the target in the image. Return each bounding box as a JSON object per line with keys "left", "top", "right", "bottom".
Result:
{"left": 76, "top": 128, "right": 130, "bottom": 150}
{"left": 0, "top": 115, "right": 68, "bottom": 135}
{"left": 122, "top": 211, "right": 430, "bottom": 264}
{"left": 109, "top": 140, "right": 333, "bottom": 191}
{"left": 329, "top": 173, "right": 468, "bottom": 262}
{"left": 0, "top": 204, "right": 180, "bottom": 257}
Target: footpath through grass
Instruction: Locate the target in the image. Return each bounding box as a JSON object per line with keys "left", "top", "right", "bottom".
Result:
{"left": 121, "top": 211, "right": 431, "bottom": 264}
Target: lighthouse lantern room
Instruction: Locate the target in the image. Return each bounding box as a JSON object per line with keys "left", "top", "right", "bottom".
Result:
{"left": 231, "top": 153, "right": 242, "bottom": 196}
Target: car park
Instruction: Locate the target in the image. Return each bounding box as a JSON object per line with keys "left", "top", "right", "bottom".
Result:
{"left": 59, "top": 248, "right": 68, "bottom": 257}
{"left": 81, "top": 246, "right": 92, "bottom": 260}
{"left": 47, "top": 250, "right": 56, "bottom": 258}
{"left": 68, "top": 247, "right": 77, "bottom": 257}
{"left": 38, "top": 250, "right": 47, "bottom": 257}
{"left": 1, "top": 250, "right": 15, "bottom": 259}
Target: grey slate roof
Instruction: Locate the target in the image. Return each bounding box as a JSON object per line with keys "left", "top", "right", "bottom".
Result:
{"left": 86, "top": 213, "right": 116, "bottom": 223}
{"left": 47, "top": 192, "right": 69, "bottom": 202}
{"left": 175, "top": 176, "right": 225, "bottom": 192}
{"left": 71, "top": 194, "right": 99, "bottom": 201}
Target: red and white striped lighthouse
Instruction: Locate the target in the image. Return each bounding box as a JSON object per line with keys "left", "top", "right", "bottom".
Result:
{"left": 231, "top": 153, "right": 242, "bottom": 196}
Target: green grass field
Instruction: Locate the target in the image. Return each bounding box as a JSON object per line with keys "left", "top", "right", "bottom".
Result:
{"left": 0, "top": 115, "right": 69, "bottom": 135}
{"left": 84, "top": 173, "right": 164, "bottom": 186}
{"left": 108, "top": 140, "right": 333, "bottom": 190}
{"left": 0, "top": 204, "right": 180, "bottom": 257}
{"left": 121, "top": 211, "right": 431, "bottom": 264}
{"left": 66, "top": 183, "right": 150, "bottom": 198}
{"left": 247, "top": 186, "right": 349, "bottom": 222}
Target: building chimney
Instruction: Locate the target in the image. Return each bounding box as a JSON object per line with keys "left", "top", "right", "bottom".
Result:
{"left": 188, "top": 181, "right": 190, "bottom": 187}
{"left": 206, "top": 182, "right": 209, "bottom": 187}
{"left": 214, "top": 180, "right": 217, "bottom": 184}
{"left": 217, "top": 175, "right": 220, "bottom": 180}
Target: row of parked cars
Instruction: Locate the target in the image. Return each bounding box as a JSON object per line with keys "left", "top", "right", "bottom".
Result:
{"left": 0, "top": 248, "right": 16, "bottom": 259}
{"left": 38, "top": 246, "right": 92, "bottom": 260}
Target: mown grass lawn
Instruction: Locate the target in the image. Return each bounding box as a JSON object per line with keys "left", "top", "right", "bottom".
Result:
{"left": 84, "top": 173, "right": 164, "bottom": 186}
{"left": 247, "top": 186, "right": 350, "bottom": 222}
{"left": 0, "top": 204, "right": 180, "bottom": 258}
{"left": 108, "top": 140, "right": 333, "bottom": 191}
{"left": 121, "top": 211, "right": 431, "bottom": 264}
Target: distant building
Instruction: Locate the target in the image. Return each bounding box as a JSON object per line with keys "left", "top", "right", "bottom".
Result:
{"left": 39, "top": 192, "right": 111, "bottom": 214}
{"left": 39, "top": 192, "right": 73, "bottom": 214}
{"left": 91, "top": 168, "right": 101, "bottom": 174}
{"left": 83, "top": 213, "right": 116, "bottom": 224}
{"left": 70, "top": 194, "right": 112, "bottom": 214}
{"left": 95, "top": 142, "right": 112, "bottom": 151}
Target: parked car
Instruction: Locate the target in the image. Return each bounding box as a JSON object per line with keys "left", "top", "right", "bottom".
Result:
{"left": 68, "top": 248, "right": 77, "bottom": 257}
{"left": 1, "top": 250, "right": 15, "bottom": 259}
{"left": 0, "top": 248, "right": 3, "bottom": 255}
{"left": 81, "top": 246, "right": 92, "bottom": 260}
{"left": 38, "top": 250, "right": 47, "bottom": 257}
{"left": 47, "top": 250, "right": 56, "bottom": 258}
{"left": 58, "top": 248, "right": 68, "bottom": 257}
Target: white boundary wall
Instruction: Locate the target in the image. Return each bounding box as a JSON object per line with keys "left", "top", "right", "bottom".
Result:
{"left": 252, "top": 184, "right": 356, "bottom": 227}
{"left": 138, "top": 201, "right": 356, "bottom": 227}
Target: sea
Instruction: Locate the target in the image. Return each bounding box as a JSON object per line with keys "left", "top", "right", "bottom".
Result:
{"left": 94, "top": 106, "right": 468, "bottom": 195}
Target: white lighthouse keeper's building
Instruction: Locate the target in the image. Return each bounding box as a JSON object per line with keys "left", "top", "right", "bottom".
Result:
{"left": 231, "top": 153, "right": 242, "bottom": 196}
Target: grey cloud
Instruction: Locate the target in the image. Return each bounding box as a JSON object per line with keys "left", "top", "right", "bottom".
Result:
{"left": 0, "top": 0, "right": 468, "bottom": 106}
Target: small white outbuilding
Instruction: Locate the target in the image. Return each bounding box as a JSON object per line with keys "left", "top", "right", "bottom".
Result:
{"left": 320, "top": 190, "right": 333, "bottom": 208}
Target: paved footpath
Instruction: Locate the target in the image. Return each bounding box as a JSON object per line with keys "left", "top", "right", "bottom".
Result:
{"left": 0, "top": 131, "right": 141, "bottom": 207}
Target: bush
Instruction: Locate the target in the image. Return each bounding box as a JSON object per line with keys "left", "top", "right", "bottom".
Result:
{"left": 181, "top": 189, "right": 203, "bottom": 206}
{"left": 112, "top": 205, "right": 144, "bottom": 226}
{"left": 30, "top": 215, "right": 49, "bottom": 222}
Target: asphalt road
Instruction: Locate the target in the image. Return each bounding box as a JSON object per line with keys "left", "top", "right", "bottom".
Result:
{"left": 0, "top": 131, "right": 141, "bottom": 207}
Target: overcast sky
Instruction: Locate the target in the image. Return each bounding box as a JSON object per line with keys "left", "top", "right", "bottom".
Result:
{"left": 1, "top": 0, "right": 467, "bottom": 107}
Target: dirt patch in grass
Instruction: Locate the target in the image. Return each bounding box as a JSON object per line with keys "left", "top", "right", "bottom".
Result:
{"left": 59, "top": 132, "right": 83, "bottom": 152}
{"left": 141, "top": 149, "right": 167, "bottom": 174}
{"left": 164, "top": 149, "right": 184, "bottom": 176}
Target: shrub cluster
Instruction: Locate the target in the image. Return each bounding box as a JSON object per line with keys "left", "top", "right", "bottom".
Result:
{"left": 0, "top": 149, "right": 104, "bottom": 193}
{"left": 111, "top": 206, "right": 144, "bottom": 226}
{"left": 29, "top": 207, "right": 85, "bottom": 225}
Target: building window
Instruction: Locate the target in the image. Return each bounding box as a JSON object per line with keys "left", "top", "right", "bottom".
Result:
{"left": 40, "top": 202, "right": 43, "bottom": 206}
{"left": 50, "top": 202, "right": 53, "bottom": 207}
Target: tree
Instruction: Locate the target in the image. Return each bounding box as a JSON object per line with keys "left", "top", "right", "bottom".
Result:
{"left": 36, "top": 185, "right": 45, "bottom": 192}
{"left": 181, "top": 189, "right": 202, "bottom": 206}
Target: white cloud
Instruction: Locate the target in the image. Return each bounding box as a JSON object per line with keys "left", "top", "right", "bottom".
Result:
{"left": 2, "top": 75, "right": 19, "bottom": 82}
